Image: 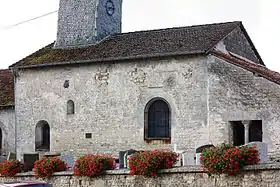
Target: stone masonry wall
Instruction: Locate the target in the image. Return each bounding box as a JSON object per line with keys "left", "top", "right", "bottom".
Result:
{"left": 55, "top": 0, "right": 122, "bottom": 48}
{"left": 55, "top": 0, "right": 99, "bottom": 47}
{"left": 207, "top": 55, "right": 280, "bottom": 156}
{"left": 0, "top": 108, "right": 15, "bottom": 154}
{"left": 14, "top": 56, "right": 209, "bottom": 159}
{"left": 1, "top": 164, "right": 280, "bottom": 187}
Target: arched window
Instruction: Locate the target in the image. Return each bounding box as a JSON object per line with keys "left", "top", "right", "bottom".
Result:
{"left": 144, "top": 98, "right": 171, "bottom": 139}
{"left": 67, "top": 100, "right": 75, "bottom": 115}
{"left": 35, "top": 120, "right": 50, "bottom": 152}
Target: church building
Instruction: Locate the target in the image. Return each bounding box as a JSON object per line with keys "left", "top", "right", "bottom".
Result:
{"left": 1, "top": 0, "right": 280, "bottom": 160}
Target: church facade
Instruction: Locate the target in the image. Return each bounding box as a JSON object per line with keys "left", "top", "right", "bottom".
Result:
{"left": 1, "top": 0, "right": 280, "bottom": 160}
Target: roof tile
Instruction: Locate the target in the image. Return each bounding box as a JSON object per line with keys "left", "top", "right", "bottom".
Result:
{"left": 0, "top": 69, "right": 14, "bottom": 106}
{"left": 11, "top": 21, "right": 240, "bottom": 68}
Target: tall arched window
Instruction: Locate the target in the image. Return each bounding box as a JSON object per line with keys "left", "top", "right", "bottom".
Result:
{"left": 67, "top": 100, "right": 75, "bottom": 115}
{"left": 144, "top": 98, "right": 171, "bottom": 139}
{"left": 35, "top": 120, "right": 50, "bottom": 152}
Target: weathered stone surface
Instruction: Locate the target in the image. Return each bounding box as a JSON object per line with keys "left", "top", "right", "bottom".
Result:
{"left": 14, "top": 53, "right": 280, "bottom": 160}
{"left": 55, "top": 0, "right": 122, "bottom": 48}
{"left": 14, "top": 57, "right": 209, "bottom": 159}
{"left": 207, "top": 55, "right": 280, "bottom": 156}
{"left": 0, "top": 108, "right": 15, "bottom": 155}
{"left": 1, "top": 164, "right": 280, "bottom": 187}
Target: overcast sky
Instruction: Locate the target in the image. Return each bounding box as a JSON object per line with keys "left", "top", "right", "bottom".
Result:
{"left": 0, "top": 0, "right": 279, "bottom": 72}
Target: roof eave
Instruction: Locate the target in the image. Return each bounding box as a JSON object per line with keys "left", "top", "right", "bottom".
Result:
{"left": 9, "top": 51, "right": 207, "bottom": 70}
{"left": 0, "top": 104, "right": 14, "bottom": 109}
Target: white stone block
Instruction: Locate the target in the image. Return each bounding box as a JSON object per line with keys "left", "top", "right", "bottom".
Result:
{"left": 173, "top": 150, "right": 185, "bottom": 167}
{"left": 196, "top": 153, "right": 202, "bottom": 165}
{"left": 244, "top": 142, "right": 268, "bottom": 164}
{"left": 182, "top": 153, "right": 195, "bottom": 166}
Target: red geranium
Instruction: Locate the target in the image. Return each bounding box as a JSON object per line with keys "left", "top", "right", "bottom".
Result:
{"left": 0, "top": 160, "right": 21, "bottom": 177}
{"left": 73, "top": 154, "right": 116, "bottom": 177}
{"left": 34, "top": 157, "right": 67, "bottom": 178}
{"left": 128, "top": 149, "right": 179, "bottom": 177}
{"left": 200, "top": 143, "right": 259, "bottom": 176}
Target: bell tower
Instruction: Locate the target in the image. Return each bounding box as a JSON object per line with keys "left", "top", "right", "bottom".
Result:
{"left": 55, "top": 0, "right": 122, "bottom": 48}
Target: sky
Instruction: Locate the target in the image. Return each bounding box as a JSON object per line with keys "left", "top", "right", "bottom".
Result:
{"left": 0, "top": 0, "right": 279, "bottom": 71}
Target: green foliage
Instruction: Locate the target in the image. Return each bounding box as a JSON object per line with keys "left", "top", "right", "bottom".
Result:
{"left": 201, "top": 144, "right": 260, "bottom": 176}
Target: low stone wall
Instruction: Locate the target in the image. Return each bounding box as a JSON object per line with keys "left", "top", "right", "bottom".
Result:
{"left": 1, "top": 164, "right": 280, "bottom": 187}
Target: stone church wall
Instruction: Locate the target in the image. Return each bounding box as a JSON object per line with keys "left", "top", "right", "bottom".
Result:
{"left": 0, "top": 107, "right": 15, "bottom": 154}
{"left": 14, "top": 56, "right": 209, "bottom": 159}
{"left": 207, "top": 55, "right": 280, "bottom": 156}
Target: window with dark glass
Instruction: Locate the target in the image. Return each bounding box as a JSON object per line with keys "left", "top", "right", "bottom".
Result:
{"left": 231, "top": 120, "right": 263, "bottom": 146}
{"left": 249, "top": 120, "right": 262, "bottom": 142}
{"left": 145, "top": 99, "right": 170, "bottom": 139}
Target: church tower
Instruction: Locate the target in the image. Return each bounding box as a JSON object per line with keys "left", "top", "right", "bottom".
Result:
{"left": 55, "top": 0, "right": 122, "bottom": 48}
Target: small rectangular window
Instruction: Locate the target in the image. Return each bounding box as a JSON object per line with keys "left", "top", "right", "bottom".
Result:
{"left": 85, "top": 133, "right": 92, "bottom": 139}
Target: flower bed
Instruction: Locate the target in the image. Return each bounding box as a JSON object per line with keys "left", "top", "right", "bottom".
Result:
{"left": 34, "top": 157, "right": 67, "bottom": 178}
{"left": 0, "top": 160, "right": 21, "bottom": 177}
{"left": 200, "top": 144, "right": 260, "bottom": 176}
{"left": 73, "top": 154, "right": 116, "bottom": 177}
{"left": 128, "top": 149, "right": 179, "bottom": 177}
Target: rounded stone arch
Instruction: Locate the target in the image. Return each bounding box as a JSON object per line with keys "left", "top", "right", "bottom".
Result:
{"left": 144, "top": 97, "right": 171, "bottom": 140}
{"left": 67, "top": 100, "right": 75, "bottom": 115}
{"left": 35, "top": 120, "right": 50, "bottom": 152}
{"left": 144, "top": 97, "right": 171, "bottom": 113}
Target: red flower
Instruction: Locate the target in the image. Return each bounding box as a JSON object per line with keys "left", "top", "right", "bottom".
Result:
{"left": 0, "top": 160, "right": 21, "bottom": 177}
{"left": 34, "top": 157, "right": 67, "bottom": 178}
{"left": 200, "top": 143, "right": 259, "bottom": 176}
{"left": 73, "top": 154, "right": 115, "bottom": 177}
{"left": 128, "top": 149, "right": 178, "bottom": 177}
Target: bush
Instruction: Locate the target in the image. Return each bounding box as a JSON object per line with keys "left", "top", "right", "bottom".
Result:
{"left": 0, "top": 160, "right": 21, "bottom": 177}
{"left": 73, "top": 154, "right": 116, "bottom": 177}
{"left": 128, "top": 150, "right": 179, "bottom": 177}
{"left": 34, "top": 157, "right": 67, "bottom": 178}
{"left": 200, "top": 144, "right": 260, "bottom": 176}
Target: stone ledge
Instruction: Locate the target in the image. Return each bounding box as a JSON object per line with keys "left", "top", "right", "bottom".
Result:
{"left": 11, "top": 163, "right": 280, "bottom": 177}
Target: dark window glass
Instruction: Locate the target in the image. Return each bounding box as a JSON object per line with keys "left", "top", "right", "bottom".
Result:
{"left": 249, "top": 120, "right": 262, "bottom": 142}
{"left": 232, "top": 121, "right": 245, "bottom": 146}
{"left": 147, "top": 100, "right": 170, "bottom": 138}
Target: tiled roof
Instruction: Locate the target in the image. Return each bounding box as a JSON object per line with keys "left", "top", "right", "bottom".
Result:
{"left": 0, "top": 69, "right": 14, "bottom": 106}
{"left": 213, "top": 50, "right": 280, "bottom": 86}
{"left": 10, "top": 21, "right": 241, "bottom": 69}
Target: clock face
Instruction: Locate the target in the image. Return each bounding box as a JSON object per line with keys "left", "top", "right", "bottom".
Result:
{"left": 106, "top": 0, "right": 115, "bottom": 16}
